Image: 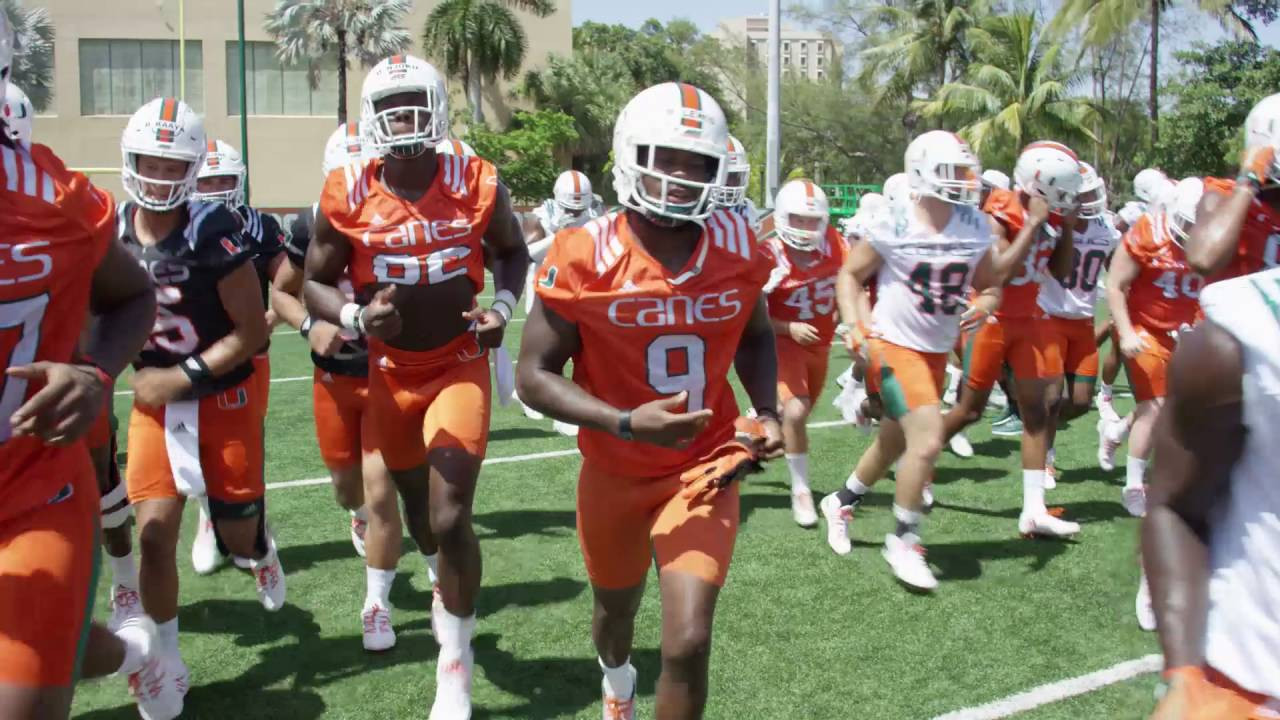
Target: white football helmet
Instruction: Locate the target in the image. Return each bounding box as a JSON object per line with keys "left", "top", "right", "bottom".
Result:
{"left": 883, "top": 172, "right": 910, "bottom": 208}
{"left": 905, "top": 130, "right": 982, "bottom": 206}
{"left": 1164, "top": 177, "right": 1204, "bottom": 247}
{"left": 612, "top": 82, "right": 729, "bottom": 223}
{"left": 120, "top": 97, "right": 206, "bottom": 212}
{"left": 981, "top": 169, "right": 1010, "bottom": 191}
{"left": 2, "top": 83, "right": 32, "bottom": 147}
{"left": 437, "top": 137, "right": 476, "bottom": 157}
{"left": 193, "top": 139, "right": 246, "bottom": 207}
{"left": 553, "top": 170, "right": 593, "bottom": 212}
{"left": 1076, "top": 162, "right": 1107, "bottom": 219}
{"left": 774, "top": 179, "right": 829, "bottom": 251}
{"left": 1244, "top": 94, "right": 1280, "bottom": 187}
{"left": 712, "top": 134, "right": 749, "bottom": 206}
{"left": 361, "top": 54, "right": 449, "bottom": 158}
{"left": 1133, "top": 168, "right": 1170, "bottom": 205}
{"left": 322, "top": 121, "right": 368, "bottom": 177}
{"left": 1013, "top": 141, "right": 1083, "bottom": 213}
{"left": 858, "top": 191, "right": 886, "bottom": 218}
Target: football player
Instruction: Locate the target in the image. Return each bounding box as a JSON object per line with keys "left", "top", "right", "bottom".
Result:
{"left": 762, "top": 179, "right": 846, "bottom": 527}
{"left": 713, "top": 134, "right": 760, "bottom": 230}
{"left": 1100, "top": 178, "right": 1206, "bottom": 517}
{"left": 0, "top": 16, "right": 162, "bottom": 716}
{"left": 118, "top": 97, "right": 285, "bottom": 713}
{"left": 304, "top": 55, "right": 529, "bottom": 718}
{"left": 516, "top": 82, "right": 784, "bottom": 720}
{"left": 1142, "top": 266, "right": 1280, "bottom": 719}
{"left": 2, "top": 82, "right": 32, "bottom": 147}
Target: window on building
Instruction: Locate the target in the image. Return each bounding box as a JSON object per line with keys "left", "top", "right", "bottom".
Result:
{"left": 817, "top": 55, "right": 824, "bottom": 67}
{"left": 800, "top": 41, "right": 807, "bottom": 54}
{"left": 817, "top": 41, "right": 824, "bottom": 54}
{"left": 79, "top": 39, "right": 203, "bottom": 115}
{"left": 800, "top": 55, "right": 807, "bottom": 67}
{"left": 226, "top": 41, "right": 338, "bottom": 116}
{"left": 817, "top": 69, "right": 825, "bottom": 80}
{"left": 783, "top": 41, "right": 790, "bottom": 54}
{"left": 783, "top": 55, "right": 790, "bottom": 66}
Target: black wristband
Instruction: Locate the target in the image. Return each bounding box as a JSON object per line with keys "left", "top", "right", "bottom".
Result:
{"left": 180, "top": 354, "right": 213, "bottom": 385}
{"left": 300, "top": 315, "right": 313, "bottom": 339}
{"left": 618, "top": 410, "right": 634, "bottom": 441}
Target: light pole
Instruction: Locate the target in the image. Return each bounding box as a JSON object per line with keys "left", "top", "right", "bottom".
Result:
{"left": 765, "top": 0, "right": 781, "bottom": 209}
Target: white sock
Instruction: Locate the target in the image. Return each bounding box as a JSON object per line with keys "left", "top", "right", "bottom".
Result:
{"left": 845, "top": 472, "right": 871, "bottom": 495}
{"left": 1022, "top": 470, "right": 1047, "bottom": 516}
{"left": 785, "top": 453, "right": 809, "bottom": 493}
{"left": 1046, "top": 447, "right": 1056, "bottom": 469}
{"left": 112, "top": 623, "right": 150, "bottom": 677}
{"left": 365, "top": 567, "right": 395, "bottom": 608}
{"left": 1099, "top": 383, "right": 1113, "bottom": 399}
{"left": 435, "top": 610, "right": 476, "bottom": 656}
{"left": 1125, "top": 456, "right": 1148, "bottom": 489}
{"left": 196, "top": 494, "right": 211, "bottom": 520}
{"left": 108, "top": 551, "right": 138, "bottom": 588}
{"left": 600, "top": 656, "right": 635, "bottom": 699}
{"left": 352, "top": 506, "right": 369, "bottom": 522}
{"left": 157, "top": 618, "right": 179, "bottom": 656}
{"left": 424, "top": 553, "right": 439, "bottom": 586}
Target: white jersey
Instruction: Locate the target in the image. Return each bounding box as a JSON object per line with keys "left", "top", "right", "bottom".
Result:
{"left": 531, "top": 196, "right": 605, "bottom": 237}
{"left": 1199, "top": 268, "right": 1280, "bottom": 699}
{"left": 868, "top": 203, "right": 993, "bottom": 353}
{"left": 1038, "top": 216, "right": 1121, "bottom": 319}
{"left": 728, "top": 198, "right": 761, "bottom": 232}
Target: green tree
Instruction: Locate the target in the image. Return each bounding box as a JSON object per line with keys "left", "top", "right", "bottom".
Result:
{"left": 917, "top": 13, "right": 1099, "bottom": 171}
{"left": 1, "top": 0, "right": 54, "bottom": 112}
{"left": 464, "top": 109, "right": 578, "bottom": 203}
{"left": 857, "top": 0, "right": 991, "bottom": 105}
{"left": 264, "top": 0, "right": 411, "bottom": 124}
{"left": 421, "top": 0, "right": 555, "bottom": 127}
{"left": 1149, "top": 41, "right": 1280, "bottom": 179}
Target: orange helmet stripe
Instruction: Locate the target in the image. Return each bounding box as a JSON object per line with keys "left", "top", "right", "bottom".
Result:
{"left": 159, "top": 97, "right": 178, "bottom": 123}
{"left": 572, "top": 171, "right": 582, "bottom": 193}
{"left": 679, "top": 83, "right": 702, "bottom": 129}
{"left": 345, "top": 122, "right": 359, "bottom": 137}
{"left": 390, "top": 55, "right": 404, "bottom": 65}
{"left": 207, "top": 140, "right": 218, "bottom": 154}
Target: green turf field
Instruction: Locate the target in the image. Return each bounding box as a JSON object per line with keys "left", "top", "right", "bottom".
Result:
{"left": 70, "top": 293, "right": 1162, "bottom": 720}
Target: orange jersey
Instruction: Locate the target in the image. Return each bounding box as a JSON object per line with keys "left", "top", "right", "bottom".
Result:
{"left": 320, "top": 154, "right": 499, "bottom": 297}
{"left": 536, "top": 209, "right": 772, "bottom": 477}
{"left": 1123, "top": 214, "right": 1204, "bottom": 331}
{"left": 762, "top": 226, "right": 847, "bottom": 343}
{"left": 1202, "top": 177, "right": 1280, "bottom": 281}
{"left": 984, "top": 188, "right": 1058, "bottom": 319}
{"left": 0, "top": 143, "right": 115, "bottom": 519}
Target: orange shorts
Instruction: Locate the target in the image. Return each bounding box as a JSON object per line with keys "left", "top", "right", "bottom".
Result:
{"left": 125, "top": 377, "right": 265, "bottom": 505}
{"left": 367, "top": 335, "right": 492, "bottom": 472}
{"left": 313, "top": 369, "right": 371, "bottom": 470}
{"left": 776, "top": 336, "right": 830, "bottom": 405}
{"left": 1166, "top": 667, "right": 1280, "bottom": 719}
{"left": 0, "top": 470, "right": 98, "bottom": 687}
{"left": 253, "top": 353, "right": 270, "bottom": 417}
{"left": 1044, "top": 316, "right": 1099, "bottom": 382}
{"left": 577, "top": 442, "right": 754, "bottom": 590}
{"left": 963, "top": 316, "right": 1063, "bottom": 391}
{"left": 869, "top": 338, "right": 947, "bottom": 420}
{"left": 1123, "top": 325, "right": 1178, "bottom": 403}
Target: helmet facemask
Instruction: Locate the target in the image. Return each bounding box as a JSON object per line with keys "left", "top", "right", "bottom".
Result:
{"left": 365, "top": 89, "right": 447, "bottom": 159}
{"left": 124, "top": 153, "right": 199, "bottom": 212}
{"left": 617, "top": 144, "right": 724, "bottom": 226}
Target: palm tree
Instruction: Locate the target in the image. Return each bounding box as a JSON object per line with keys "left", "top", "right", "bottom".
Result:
{"left": 264, "top": 0, "right": 412, "bottom": 124}
{"left": 421, "top": 0, "right": 555, "bottom": 126}
{"left": 857, "top": 0, "right": 991, "bottom": 105}
{"left": 1050, "top": 0, "right": 1255, "bottom": 145}
{"left": 916, "top": 13, "right": 1099, "bottom": 170}
{"left": 1, "top": 0, "right": 54, "bottom": 111}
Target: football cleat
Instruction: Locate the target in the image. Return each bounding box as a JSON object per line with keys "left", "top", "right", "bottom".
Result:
{"left": 428, "top": 648, "right": 474, "bottom": 720}
{"left": 819, "top": 493, "right": 854, "bottom": 555}
{"left": 1123, "top": 485, "right": 1147, "bottom": 518}
{"left": 882, "top": 533, "right": 938, "bottom": 592}
{"left": 361, "top": 602, "right": 396, "bottom": 652}
{"left": 1097, "top": 418, "right": 1124, "bottom": 472}
{"left": 791, "top": 489, "right": 818, "bottom": 528}
{"left": 948, "top": 431, "right": 974, "bottom": 459}
{"left": 1018, "top": 511, "right": 1080, "bottom": 539}
{"left": 351, "top": 512, "right": 368, "bottom": 558}
{"left": 252, "top": 535, "right": 286, "bottom": 612}
{"left": 1135, "top": 572, "right": 1156, "bottom": 632}
{"left": 602, "top": 664, "right": 637, "bottom": 720}
{"left": 108, "top": 583, "right": 143, "bottom": 632}
{"left": 190, "top": 506, "right": 226, "bottom": 575}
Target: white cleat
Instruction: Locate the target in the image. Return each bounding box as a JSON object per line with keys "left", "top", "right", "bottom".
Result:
{"left": 1135, "top": 573, "right": 1156, "bottom": 631}
{"left": 130, "top": 651, "right": 188, "bottom": 720}
{"left": 948, "top": 432, "right": 974, "bottom": 459}
{"left": 1018, "top": 512, "right": 1081, "bottom": 539}
{"left": 552, "top": 420, "right": 580, "bottom": 437}
{"left": 819, "top": 493, "right": 854, "bottom": 556}
{"left": 1044, "top": 464, "right": 1057, "bottom": 490}
{"left": 1122, "top": 485, "right": 1147, "bottom": 518}
{"left": 350, "top": 513, "right": 368, "bottom": 558}
{"left": 988, "top": 384, "right": 1008, "bottom": 409}
{"left": 190, "top": 506, "right": 226, "bottom": 575}
{"left": 921, "top": 484, "right": 935, "bottom": 513}
{"left": 233, "top": 555, "right": 252, "bottom": 570}
{"left": 882, "top": 533, "right": 938, "bottom": 592}
{"left": 791, "top": 489, "right": 818, "bottom": 528}
{"left": 252, "top": 538, "right": 286, "bottom": 612}
{"left": 428, "top": 648, "right": 474, "bottom": 720}
{"left": 108, "top": 583, "right": 143, "bottom": 632}
{"left": 520, "top": 401, "right": 545, "bottom": 421}
{"left": 1096, "top": 392, "right": 1121, "bottom": 424}
{"left": 835, "top": 365, "right": 853, "bottom": 389}
{"left": 602, "top": 665, "right": 637, "bottom": 720}
{"left": 1097, "top": 418, "right": 1121, "bottom": 472}
{"left": 361, "top": 603, "right": 396, "bottom": 652}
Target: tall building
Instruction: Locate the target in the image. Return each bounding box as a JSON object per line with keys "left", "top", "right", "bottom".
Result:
{"left": 714, "top": 16, "right": 838, "bottom": 83}
{"left": 24, "top": 0, "right": 571, "bottom": 209}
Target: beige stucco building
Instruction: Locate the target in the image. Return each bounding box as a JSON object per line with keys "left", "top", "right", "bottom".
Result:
{"left": 27, "top": 0, "right": 572, "bottom": 208}
{"left": 714, "top": 16, "right": 839, "bottom": 83}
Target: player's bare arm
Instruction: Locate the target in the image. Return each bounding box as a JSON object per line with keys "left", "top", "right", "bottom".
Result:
{"left": 273, "top": 254, "right": 344, "bottom": 357}
{"left": 521, "top": 211, "right": 547, "bottom": 246}
{"left": 302, "top": 211, "right": 357, "bottom": 327}
{"left": 1143, "top": 320, "right": 1244, "bottom": 671}
{"left": 1185, "top": 153, "right": 1264, "bottom": 276}
{"left": 835, "top": 238, "right": 882, "bottom": 352}
{"left": 1047, "top": 208, "right": 1078, "bottom": 282}
{"left": 1105, "top": 244, "right": 1145, "bottom": 358}
{"left": 733, "top": 296, "right": 785, "bottom": 458}
{"left": 132, "top": 260, "right": 268, "bottom": 408}
{"left": 8, "top": 237, "right": 157, "bottom": 445}
{"left": 470, "top": 181, "right": 530, "bottom": 348}
{"left": 516, "top": 299, "right": 713, "bottom": 448}
{"left": 963, "top": 251, "right": 1004, "bottom": 333}
{"left": 986, "top": 196, "right": 1048, "bottom": 282}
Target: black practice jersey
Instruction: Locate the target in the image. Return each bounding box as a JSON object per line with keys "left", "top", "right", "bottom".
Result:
{"left": 286, "top": 204, "right": 368, "bottom": 378}
{"left": 235, "top": 204, "right": 285, "bottom": 306}
{"left": 119, "top": 199, "right": 255, "bottom": 397}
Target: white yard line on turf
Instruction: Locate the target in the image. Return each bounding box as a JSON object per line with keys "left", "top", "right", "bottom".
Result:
{"left": 263, "top": 420, "right": 854, "bottom": 491}
{"left": 931, "top": 654, "right": 1162, "bottom": 720}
